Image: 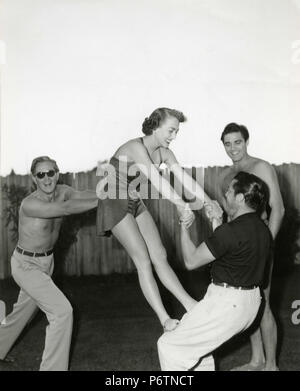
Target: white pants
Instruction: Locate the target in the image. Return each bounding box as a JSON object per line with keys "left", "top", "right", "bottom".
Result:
{"left": 0, "top": 250, "right": 73, "bottom": 371}
{"left": 158, "top": 283, "right": 261, "bottom": 371}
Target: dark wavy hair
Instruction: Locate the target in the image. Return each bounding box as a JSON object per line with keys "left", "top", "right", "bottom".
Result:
{"left": 232, "top": 171, "right": 269, "bottom": 214}
{"left": 221, "top": 123, "right": 249, "bottom": 143}
{"left": 142, "top": 107, "right": 186, "bottom": 135}
{"left": 30, "top": 156, "right": 59, "bottom": 175}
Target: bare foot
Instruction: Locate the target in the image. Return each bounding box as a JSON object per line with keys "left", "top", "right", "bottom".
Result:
{"left": 262, "top": 365, "right": 279, "bottom": 371}
{"left": 230, "top": 362, "right": 265, "bottom": 371}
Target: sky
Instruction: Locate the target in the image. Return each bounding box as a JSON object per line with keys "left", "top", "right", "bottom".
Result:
{"left": 0, "top": 0, "right": 299, "bottom": 175}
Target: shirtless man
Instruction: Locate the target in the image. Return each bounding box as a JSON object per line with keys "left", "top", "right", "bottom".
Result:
{"left": 218, "top": 123, "right": 285, "bottom": 371}
{"left": 0, "top": 156, "right": 97, "bottom": 371}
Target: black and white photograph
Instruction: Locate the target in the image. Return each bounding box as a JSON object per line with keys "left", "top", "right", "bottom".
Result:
{"left": 0, "top": 0, "right": 299, "bottom": 375}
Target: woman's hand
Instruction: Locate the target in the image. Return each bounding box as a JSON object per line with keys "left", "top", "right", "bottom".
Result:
{"left": 204, "top": 200, "right": 223, "bottom": 222}
{"left": 163, "top": 318, "right": 180, "bottom": 332}
{"left": 204, "top": 201, "right": 223, "bottom": 231}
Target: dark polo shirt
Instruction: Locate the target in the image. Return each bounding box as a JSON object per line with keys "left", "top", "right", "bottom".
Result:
{"left": 205, "top": 212, "right": 273, "bottom": 287}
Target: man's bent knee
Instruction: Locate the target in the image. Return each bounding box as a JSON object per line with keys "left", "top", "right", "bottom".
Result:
{"left": 62, "top": 302, "right": 73, "bottom": 319}
{"left": 54, "top": 300, "right": 73, "bottom": 322}
{"left": 157, "top": 331, "right": 174, "bottom": 349}
{"left": 157, "top": 334, "right": 167, "bottom": 354}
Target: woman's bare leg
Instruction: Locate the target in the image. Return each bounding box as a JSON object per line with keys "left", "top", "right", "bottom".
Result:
{"left": 112, "top": 213, "right": 170, "bottom": 326}
{"left": 136, "top": 210, "right": 197, "bottom": 312}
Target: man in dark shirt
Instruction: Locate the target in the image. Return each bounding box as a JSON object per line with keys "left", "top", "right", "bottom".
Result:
{"left": 157, "top": 171, "right": 272, "bottom": 371}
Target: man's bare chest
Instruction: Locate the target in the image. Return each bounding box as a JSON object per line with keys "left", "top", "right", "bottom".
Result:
{"left": 22, "top": 214, "right": 63, "bottom": 234}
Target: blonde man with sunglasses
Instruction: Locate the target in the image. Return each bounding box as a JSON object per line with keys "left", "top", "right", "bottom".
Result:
{"left": 0, "top": 156, "right": 98, "bottom": 371}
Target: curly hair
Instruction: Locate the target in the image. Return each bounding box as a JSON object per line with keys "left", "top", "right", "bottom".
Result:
{"left": 142, "top": 108, "right": 186, "bottom": 135}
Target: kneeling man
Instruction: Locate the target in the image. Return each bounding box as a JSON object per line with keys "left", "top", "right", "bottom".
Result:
{"left": 157, "top": 171, "right": 272, "bottom": 371}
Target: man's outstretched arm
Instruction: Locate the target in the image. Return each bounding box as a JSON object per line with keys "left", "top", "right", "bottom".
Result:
{"left": 181, "top": 225, "right": 215, "bottom": 270}
{"left": 63, "top": 185, "right": 97, "bottom": 200}
{"left": 22, "top": 197, "right": 98, "bottom": 219}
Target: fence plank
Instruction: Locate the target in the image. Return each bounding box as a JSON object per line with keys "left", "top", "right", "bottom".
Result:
{"left": 1, "top": 164, "right": 299, "bottom": 278}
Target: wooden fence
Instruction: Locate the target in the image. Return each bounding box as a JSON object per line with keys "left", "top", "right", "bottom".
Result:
{"left": 0, "top": 163, "right": 299, "bottom": 279}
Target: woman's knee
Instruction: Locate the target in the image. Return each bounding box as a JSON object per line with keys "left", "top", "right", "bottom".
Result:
{"left": 131, "top": 253, "right": 152, "bottom": 271}
{"left": 149, "top": 247, "right": 168, "bottom": 267}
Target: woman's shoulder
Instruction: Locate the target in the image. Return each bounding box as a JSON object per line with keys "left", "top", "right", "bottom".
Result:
{"left": 122, "top": 137, "right": 143, "bottom": 148}
{"left": 114, "top": 138, "right": 143, "bottom": 159}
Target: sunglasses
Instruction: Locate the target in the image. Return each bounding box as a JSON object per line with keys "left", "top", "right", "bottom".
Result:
{"left": 35, "top": 170, "right": 57, "bottom": 179}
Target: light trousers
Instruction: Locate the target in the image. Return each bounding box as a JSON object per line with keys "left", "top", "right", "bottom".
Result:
{"left": 158, "top": 283, "right": 261, "bottom": 371}
{"left": 0, "top": 250, "right": 73, "bottom": 371}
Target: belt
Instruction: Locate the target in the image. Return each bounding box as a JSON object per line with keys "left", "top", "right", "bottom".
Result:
{"left": 16, "top": 246, "right": 53, "bottom": 257}
{"left": 212, "top": 280, "right": 257, "bottom": 291}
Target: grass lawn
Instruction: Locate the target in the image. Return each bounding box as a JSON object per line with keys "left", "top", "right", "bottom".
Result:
{"left": 0, "top": 266, "right": 299, "bottom": 371}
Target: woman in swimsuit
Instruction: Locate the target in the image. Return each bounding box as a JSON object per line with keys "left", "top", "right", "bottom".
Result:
{"left": 97, "top": 107, "right": 212, "bottom": 331}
